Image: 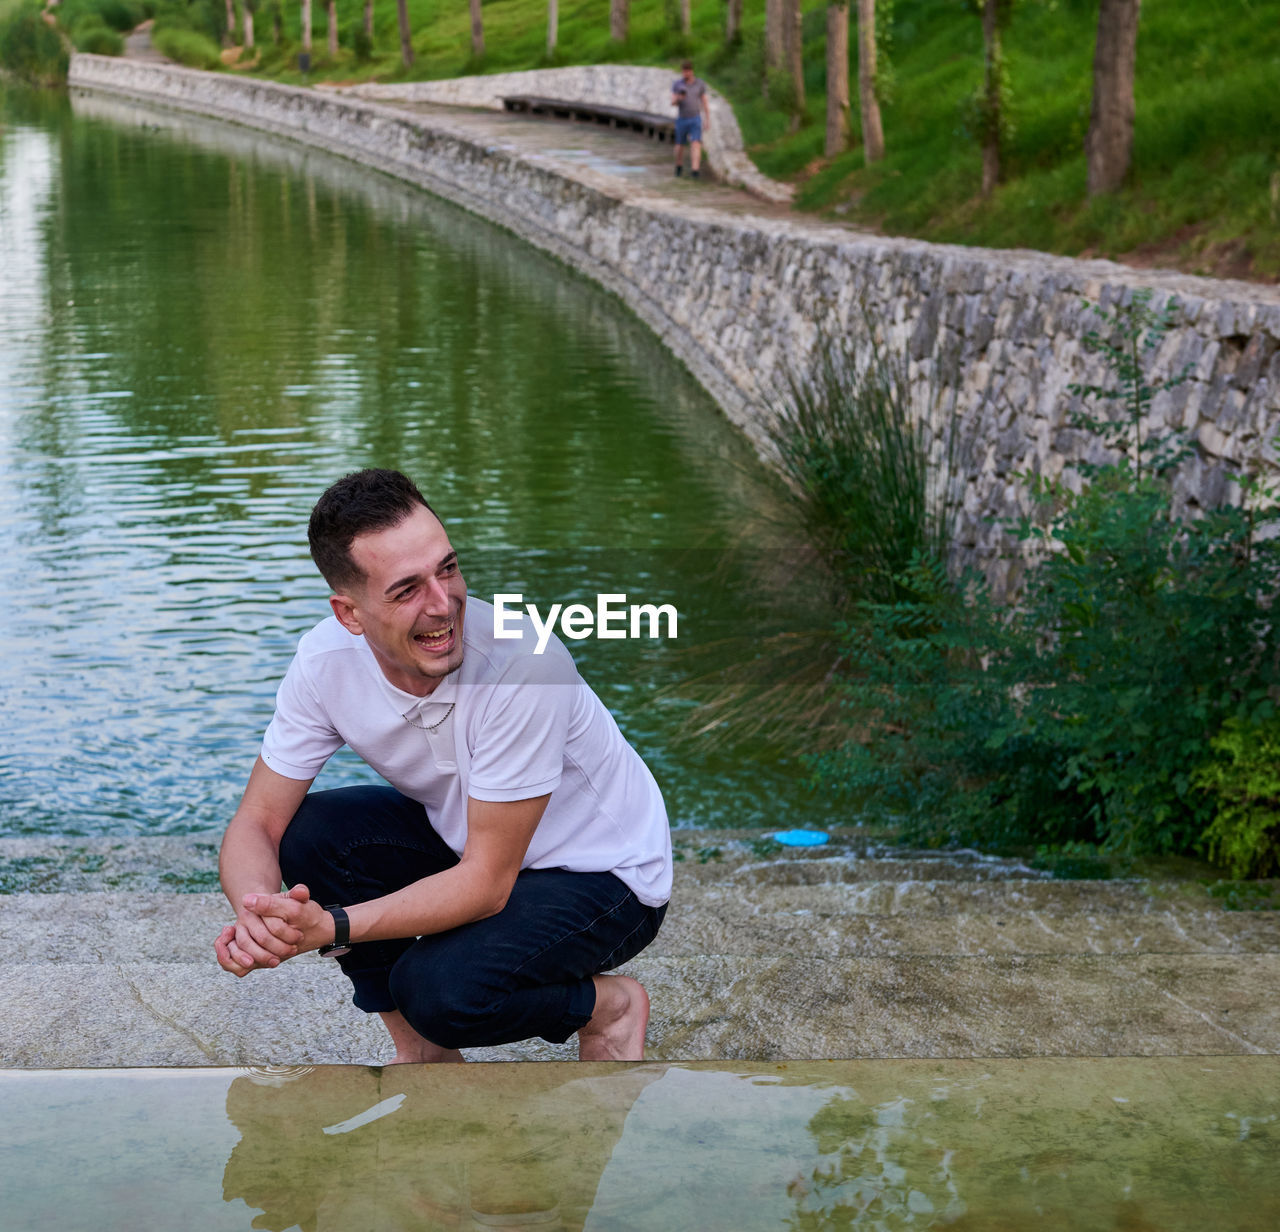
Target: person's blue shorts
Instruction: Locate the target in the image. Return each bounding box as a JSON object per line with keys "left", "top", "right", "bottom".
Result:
{"left": 675, "top": 116, "right": 703, "bottom": 146}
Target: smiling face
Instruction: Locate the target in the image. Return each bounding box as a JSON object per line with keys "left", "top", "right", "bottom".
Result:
{"left": 329, "top": 504, "right": 467, "bottom": 696}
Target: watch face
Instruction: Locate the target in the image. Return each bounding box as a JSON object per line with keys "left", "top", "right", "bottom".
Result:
{"left": 319, "top": 944, "right": 352, "bottom": 958}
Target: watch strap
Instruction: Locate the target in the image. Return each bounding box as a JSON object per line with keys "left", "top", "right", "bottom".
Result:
{"left": 319, "top": 904, "right": 350, "bottom": 956}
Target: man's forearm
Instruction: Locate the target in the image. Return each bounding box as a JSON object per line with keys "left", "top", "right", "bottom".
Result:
{"left": 219, "top": 811, "right": 286, "bottom": 911}
{"left": 345, "top": 859, "right": 506, "bottom": 944}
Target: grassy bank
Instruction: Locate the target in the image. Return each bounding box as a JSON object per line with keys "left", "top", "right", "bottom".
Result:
{"left": 207, "top": 0, "right": 1280, "bottom": 281}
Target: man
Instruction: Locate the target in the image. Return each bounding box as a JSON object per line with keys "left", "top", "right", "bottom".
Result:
{"left": 671, "top": 59, "right": 711, "bottom": 179}
{"left": 214, "top": 469, "right": 671, "bottom": 1063}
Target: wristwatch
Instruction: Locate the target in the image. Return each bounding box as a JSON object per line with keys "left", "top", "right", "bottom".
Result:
{"left": 318, "top": 905, "right": 352, "bottom": 958}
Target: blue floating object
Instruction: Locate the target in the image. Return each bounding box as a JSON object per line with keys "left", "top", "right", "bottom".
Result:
{"left": 772, "top": 830, "right": 830, "bottom": 847}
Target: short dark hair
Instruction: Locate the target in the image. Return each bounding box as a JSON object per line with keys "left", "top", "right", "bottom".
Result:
{"left": 308, "top": 468, "right": 434, "bottom": 593}
{"left": 681, "top": 59, "right": 694, "bottom": 71}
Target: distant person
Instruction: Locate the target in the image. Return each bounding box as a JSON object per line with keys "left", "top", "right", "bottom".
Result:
{"left": 214, "top": 468, "right": 670, "bottom": 1064}
{"left": 671, "top": 59, "right": 711, "bottom": 179}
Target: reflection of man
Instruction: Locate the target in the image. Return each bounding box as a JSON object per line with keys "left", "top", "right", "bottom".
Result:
{"left": 214, "top": 468, "right": 670, "bottom": 1063}
{"left": 671, "top": 59, "right": 711, "bottom": 179}
{"left": 222, "top": 1063, "right": 664, "bottom": 1230}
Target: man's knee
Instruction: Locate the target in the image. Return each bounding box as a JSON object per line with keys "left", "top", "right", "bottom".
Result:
{"left": 278, "top": 786, "right": 412, "bottom": 880}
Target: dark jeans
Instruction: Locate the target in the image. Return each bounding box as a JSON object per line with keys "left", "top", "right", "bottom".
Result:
{"left": 278, "top": 786, "right": 667, "bottom": 1049}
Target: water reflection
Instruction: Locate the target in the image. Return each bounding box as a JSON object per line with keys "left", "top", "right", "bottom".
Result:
{"left": 1, "top": 1059, "right": 1276, "bottom": 1230}
{"left": 0, "top": 87, "right": 838, "bottom": 837}
{"left": 223, "top": 1064, "right": 664, "bottom": 1230}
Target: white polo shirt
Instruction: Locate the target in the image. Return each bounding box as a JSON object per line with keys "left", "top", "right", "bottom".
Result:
{"left": 260, "top": 597, "right": 672, "bottom": 907}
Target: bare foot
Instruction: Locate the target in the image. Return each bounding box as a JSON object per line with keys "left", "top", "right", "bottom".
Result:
{"left": 379, "top": 1009, "right": 465, "bottom": 1065}
{"left": 577, "top": 974, "right": 650, "bottom": 1061}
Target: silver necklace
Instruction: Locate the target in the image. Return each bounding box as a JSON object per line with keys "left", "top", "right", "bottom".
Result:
{"left": 403, "top": 703, "right": 455, "bottom": 732}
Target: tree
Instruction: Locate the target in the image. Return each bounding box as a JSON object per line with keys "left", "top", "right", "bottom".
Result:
{"left": 243, "top": 0, "right": 256, "bottom": 49}
{"left": 610, "top": 0, "right": 628, "bottom": 43}
{"left": 469, "top": 0, "right": 484, "bottom": 58}
{"left": 826, "top": 3, "right": 851, "bottom": 157}
{"left": 326, "top": 0, "right": 337, "bottom": 56}
{"left": 301, "top": 0, "right": 312, "bottom": 65}
{"left": 1086, "top": 0, "right": 1141, "bottom": 195}
{"left": 363, "top": 0, "right": 372, "bottom": 40}
{"left": 785, "top": 0, "right": 806, "bottom": 119}
{"left": 225, "top": 0, "right": 237, "bottom": 43}
{"left": 726, "top": 0, "right": 743, "bottom": 44}
{"left": 856, "top": 0, "right": 884, "bottom": 162}
{"left": 396, "top": 0, "right": 413, "bottom": 65}
{"left": 547, "top": 0, "right": 557, "bottom": 56}
{"left": 680, "top": 0, "right": 691, "bottom": 37}
{"left": 765, "top": 0, "right": 784, "bottom": 72}
{"left": 974, "top": 0, "right": 1013, "bottom": 196}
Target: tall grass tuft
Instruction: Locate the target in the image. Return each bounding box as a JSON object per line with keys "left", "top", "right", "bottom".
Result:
{"left": 0, "top": 2, "right": 69, "bottom": 84}
{"left": 765, "top": 328, "right": 956, "bottom": 608}
{"left": 665, "top": 328, "right": 959, "bottom": 757}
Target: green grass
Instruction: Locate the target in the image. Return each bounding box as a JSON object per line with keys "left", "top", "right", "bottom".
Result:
{"left": 153, "top": 23, "right": 222, "bottom": 67}
{"left": 220, "top": 0, "right": 1280, "bottom": 278}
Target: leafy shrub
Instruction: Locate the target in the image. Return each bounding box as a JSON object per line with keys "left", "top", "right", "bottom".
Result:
{"left": 341, "top": 19, "right": 372, "bottom": 62}
{"left": 816, "top": 294, "right": 1280, "bottom": 871}
{"left": 0, "top": 3, "right": 69, "bottom": 83}
{"left": 57, "top": 0, "right": 145, "bottom": 33}
{"left": 71, "top": 15, "right": 125, "bottom": 54}
{"left": 152, "top": 0, "right": 222, "bottom": 44}
{"left": 151, "top": 23, "right": 221, "bottom": 67}
{"left": 1193, "top": 717, "right": 1280, "bottom": 879}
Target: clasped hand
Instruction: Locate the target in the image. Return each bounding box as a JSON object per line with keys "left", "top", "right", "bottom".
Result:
{"left": 214, "top": 883, "right": 334, "bottom": 977}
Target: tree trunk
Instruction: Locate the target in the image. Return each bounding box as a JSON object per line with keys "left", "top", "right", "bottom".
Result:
{"left": 856, "top": 0, "right": 883, "bottom": 163}
{"left": 396, "top": 0, "right": 412, "bottom": 66}
{"left": 244, "top": 6, "right": 254, "bottom": 49}
{"left": 225, "top": 0, "right": 236, "bottom": 43}
{"left": 363, "top": 0, "right": 372, "bottom": 38}
{"left": 272, "top": 4, "right": 282, "bottom": 44}
{"left": 785, "top": 0, "right": 805, "bottom": 118}
{"left": 301, "top": 0, "right": 311, "bottom": 54}
{"left": 326, "top": 0, "right": 336, "bottom": 57}
{"left": 980, "top": 0, "right": 1000, "bottom": 196}
{"left": 469, "top": 0, "right": 484, "bottom": 58}
{"left": 825, "top": 4, "right": 850, "bottom": 157}
{"left": 680, "top": 0, "right": 691, "bottom": 36}
{"left": 726, "top": 0, "right": 742, "bottom": 44}
{"left": 610, "top": 0, "right": 628, "bottom": 43}
{"left": 546, "top": 0, "right": 557, "bottom": 56}
{"left": 765, "top": 0, "right": 784, "bottom": 71}
{"left": 1086, "top": 0, "right": 1141, "bottom": 196}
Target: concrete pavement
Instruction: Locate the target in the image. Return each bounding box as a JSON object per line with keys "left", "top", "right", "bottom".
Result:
{"left": 3, "top": 832, "right": 1276, "bottom": 1067}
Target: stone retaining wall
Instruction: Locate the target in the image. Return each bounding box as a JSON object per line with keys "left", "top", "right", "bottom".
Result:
{"left": 332, "top": 65, "right": 792, "bottom": 205}
{"left": 69, "top": 54, "right": 1280, "bottom": 589}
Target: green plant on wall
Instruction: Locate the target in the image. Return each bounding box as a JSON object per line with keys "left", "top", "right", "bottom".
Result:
{"left": 1066, "top": 288, "right": 1193, "bottom": 481}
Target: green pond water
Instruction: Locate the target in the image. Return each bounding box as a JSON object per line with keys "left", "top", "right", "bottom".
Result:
{"left": 2, "top": 1058, "right": 1276, "bottom": 1230}
{"left": 0, "top": 85, "right": 838, "bottom": 838}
